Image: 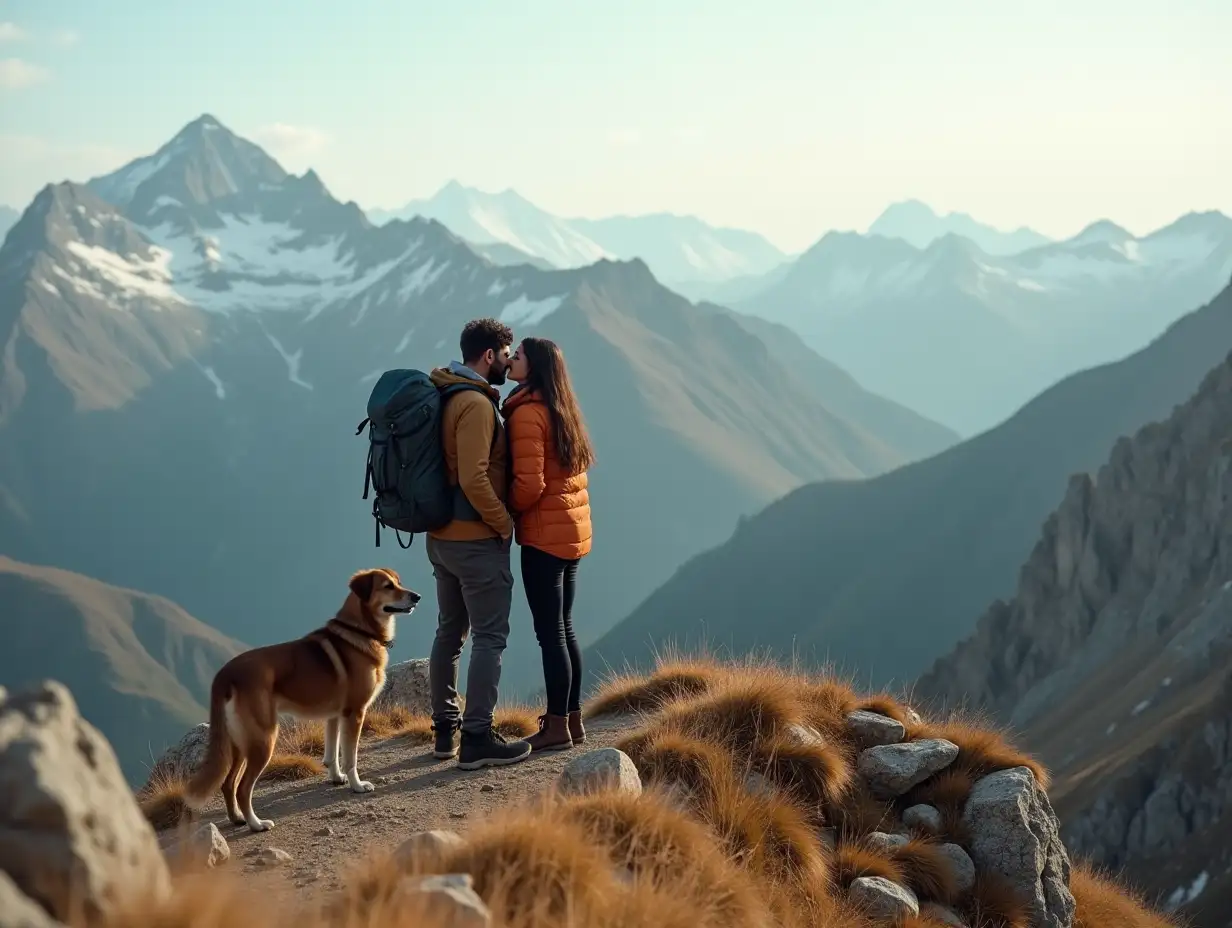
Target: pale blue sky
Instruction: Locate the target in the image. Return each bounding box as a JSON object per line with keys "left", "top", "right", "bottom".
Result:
{"left": 1, "top": 0, "right": 1228, "bottom": 251}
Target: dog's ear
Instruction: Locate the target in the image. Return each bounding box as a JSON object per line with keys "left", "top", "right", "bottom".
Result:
{"left": 349, "top": 570, "right": 375, "bottom": 602}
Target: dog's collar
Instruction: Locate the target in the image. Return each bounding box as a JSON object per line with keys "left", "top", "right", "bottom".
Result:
{"left": 328, "top": 621, "right": 394, "bottom": 650}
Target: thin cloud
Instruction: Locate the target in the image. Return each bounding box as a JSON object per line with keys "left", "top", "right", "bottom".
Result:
{"left": 0, "top": 58, "right": 49, "bottom": 90}
{"left": 249, "top": 123, "right": 330, "bottom": 165}
{"left": 673, "top": 126, "right": 703, "bottom": 143}
{"left": 51, "top": 30, "right": 81, "bottom": 48}
{"left": 0, "top": 22, "right": 27, "bottom": 43}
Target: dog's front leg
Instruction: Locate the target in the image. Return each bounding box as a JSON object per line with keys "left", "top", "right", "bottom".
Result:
{"left": 323, "top": 717, "right": 345, "bottom": 785}
{"left": 340, "top": 709, "right": 374, "bottom": 793}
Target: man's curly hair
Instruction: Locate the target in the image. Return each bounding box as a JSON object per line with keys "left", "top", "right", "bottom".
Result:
{"left": 459, "top": 317, "right": 514, "bottom": 363}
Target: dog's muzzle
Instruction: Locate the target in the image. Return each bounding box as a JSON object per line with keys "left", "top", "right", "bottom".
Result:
{"left": 383, "top": 594, "right": 421, "bottom": 614}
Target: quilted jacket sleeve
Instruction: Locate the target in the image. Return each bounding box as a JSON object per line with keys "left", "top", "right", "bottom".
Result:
{"left": 508, "top": 404, "right": 548, "bottom": 514}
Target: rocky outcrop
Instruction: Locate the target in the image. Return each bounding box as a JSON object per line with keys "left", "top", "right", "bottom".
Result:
{"left": 0, "top": 681, "right": 170, "bottom": 926}
{"left": 144, "top": 722, "right": 210, "bottom": 788}
{"left": 917, "top": 352, "right": 1232, "bottom": 911}
{"left": 918, "top": 351, "right": 1232, "bottom": 726}
{"left": 374, "top": 659, "right": 432, "bottom": 715}
{"left": 964, "top": 768, "right": 1075, "bottom": 928}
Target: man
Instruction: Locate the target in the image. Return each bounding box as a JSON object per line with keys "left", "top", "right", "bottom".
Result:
{"left": 426, "top": 318, "right": 532, "bottom": 769}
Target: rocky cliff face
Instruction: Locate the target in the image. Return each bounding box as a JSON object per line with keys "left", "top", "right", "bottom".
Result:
{"left": 917, "top": 350, "right": 1232, "bottom": 922}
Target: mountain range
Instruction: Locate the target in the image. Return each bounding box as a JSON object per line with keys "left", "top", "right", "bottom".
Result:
{"left": 587, "top": 278, "right": 1232, "bottom": 693}
{"left": 0, "top": 555, "right": 242, "bottom": 784}
{"left": 0, "top": 205, "right": 17, "bottom": 244}
{"left": 732, "top": 215, "right": 1232, "bottom": 434}
{"left": 0, "top": 114, "right": 954, "bottom": 703}
{"left": 867, "top": 199, "right": 1053, "bottom": 255}
{"left": 368, "top": 182, "right": 790, "bottom": 288}
{"left": 917, "top": 343, "right": 1232, "bottom": 927}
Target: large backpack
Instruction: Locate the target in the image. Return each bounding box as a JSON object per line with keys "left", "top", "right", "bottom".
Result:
{"left": 357, "top": 370, "right": 497, "bottom": 548}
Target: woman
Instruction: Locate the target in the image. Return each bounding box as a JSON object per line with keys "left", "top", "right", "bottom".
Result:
{"left": 502, "top": 336, "right": 594, "bottom": 752}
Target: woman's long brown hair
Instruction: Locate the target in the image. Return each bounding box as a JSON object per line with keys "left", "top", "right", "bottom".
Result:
{"left": 519, "top": 336, "right": 595, "bottom": 473}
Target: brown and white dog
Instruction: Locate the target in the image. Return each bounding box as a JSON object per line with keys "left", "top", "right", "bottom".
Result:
{"left": 183, "top": 568, "right": 420, "bottom": 832}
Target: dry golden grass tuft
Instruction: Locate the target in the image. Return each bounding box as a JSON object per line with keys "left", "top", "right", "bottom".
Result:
{"left": 889, "top": 838, "right": 963, "bottom": 905}
{"left": 618, "top": 729, "right": 735, "bottom": 804}
{"left": 835, "top": 842, "right": 906, "bottom": 888}
{"left": 262, "top": 753, "right": 327, "bottom": 781}
{"left": 751, "top": 731, "right": 853, "bottom": 812}
{"left": 585, "top": 654, "right": 726, "bottom": 719}
{"left": 1071, "top": 863, "right": 1181, "bottom": 928}
{"left": 137, "top": 770, "right": 189, "bottom": 831}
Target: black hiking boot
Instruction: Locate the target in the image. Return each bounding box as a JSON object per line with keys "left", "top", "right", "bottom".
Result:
{"left": 432, "top": 720, "right": 460, "bottom": 759}
{"left": 457, "top": 727, "right": 532, "bottom": 770}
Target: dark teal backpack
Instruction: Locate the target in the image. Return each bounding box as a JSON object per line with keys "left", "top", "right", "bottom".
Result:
{"left": 357, "top": 370, "right": 496, "bottom": 548}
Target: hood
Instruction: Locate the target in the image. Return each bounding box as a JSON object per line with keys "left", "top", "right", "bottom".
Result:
{"left": 429, "top": 364, "right": 501, "bottom": 401}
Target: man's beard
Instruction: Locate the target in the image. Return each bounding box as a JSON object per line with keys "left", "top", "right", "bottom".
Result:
{"left": 486, "top": 363, "right": 508, "bottom": 386}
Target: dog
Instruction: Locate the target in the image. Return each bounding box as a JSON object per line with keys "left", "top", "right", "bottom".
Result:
{"left": 182, "top": 568, "right": 421, "bottom": 832}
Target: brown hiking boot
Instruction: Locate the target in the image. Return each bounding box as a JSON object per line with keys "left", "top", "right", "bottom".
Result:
{"left": 525, "top": 714, "right": 573, "bottom": 753}
{"left": 568, "top": 710, "right": 586, "bottom": 745}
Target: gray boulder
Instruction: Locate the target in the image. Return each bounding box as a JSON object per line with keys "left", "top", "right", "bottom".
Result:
{"left": 394, "top": 829, "right": 465, "bottom": 866}
{"left": 0, "top": 681, "right": 170, "bottom": 926}
{"left": 373, "top": 659, "right": 432, "bottom": 715}
{"left": 903, "top": 803, "right": 943, "bottom": 834}
{"left": 144, "top": 723, "right": 210, "bottom": 789}
{"left": 938, "top": 842, "right": 976, "bottom": 895}
{"left": 0, "top": 870, "right": 63, "bottom": 928}
{"left": 848, "top": 875, "right": 919, "bottom": 919}
{"left": 846, "top": 709, "right": 907, "bottom": 748}
{"left": 557, "top": 748, "right": 642, "bottom": 797}
{"left": 401, "top": 873, "right": 490, "bottom": 927}
{"left": 857, "top": 738, "right": 959, "bottom": 798}
{"left": 964, "top": 766, "right": 1076, "bottom": 928}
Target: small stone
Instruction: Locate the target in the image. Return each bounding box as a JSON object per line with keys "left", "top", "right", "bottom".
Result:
{"left": 848, "top": 875, "right": 920, "bottom": 919}
{"left": 866, "top": 831, "right": 910, "bottom": 851}
{"left": 938, "top": 843, "right": 976, "bottom": 895}
{"left": 168, "top": 822, "right": 230, "bottom": 869}
{"left": 315, "top": 826, "right": 334, "bottom": 837}
{"left": 400, "top": 873, "right": 490, "bottom": 927}
{"left": 557, "top": 748, "right": 642, "bottom": 797}
{"left": 254, "top": 847, "right": 292, "bottom": 867}
{"left": 846, "top": 709, "right": 907, "bottom": 748}
{"left": 786, "top": 723, "right": 826, "bottom": 746}
{"left": 394, "top": 830, "right": 465, "bottom": 866}
{"left": 903, "top": 803, "right": 944, "bottom": 834}
{"left": 921, "top": 902, "right": 968, "bottom": 927}
{"left": 330, "top": 808, "right": 351, "bottom": 818}
{"left": 857, "top": 739, "right": 960, "bottom": 798}
{"left": 449, "top": 811, "right": 468, "bottom": 819}
{"left": 480, "top": 784, "right": 495, "bottom": 793}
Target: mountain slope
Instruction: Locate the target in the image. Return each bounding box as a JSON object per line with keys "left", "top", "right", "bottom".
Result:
{"left": 915, "top": 350, "right": 1232, "bottom": 927}
{"left": 370, "top": 183, "right": 788, "bottom": 286}
{"left": 0, "top": 115, "right": 946, "bottom": 697}
{"left": 0, "top": 205, "right": 17, "bottom": 244}
{"left": 0, "top": 556, "right": 242, "bottom": 784}
{"left": 588, "top": 280, "right": 1232, "bottom": 692}
{"left": 868, "top": 199, "right": 1052, "bottom": 255}
{"left": 738, "top": 217, "right": 1232, "bottom": 434}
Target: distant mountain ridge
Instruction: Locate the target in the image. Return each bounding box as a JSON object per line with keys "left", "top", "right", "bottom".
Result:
{"left": 0, "top": 556, "right": 242, "bottom": 785}
{"left": 868, "top": 199, "right": 1052, "bottom": 255}
{"left": 369, "top": 181, "right": 789, "bottom": 286}
{"left": 0, "top": 114, "right": 953, "bottom": 700}
{"left": 0, "top": 205, "right": 17, "bottom": 244}
{"left": 733, "top": 212, "right": 1232, "bottom": 434}
{"left": 588, "top": 279, "right": 1232, "bottom": 695}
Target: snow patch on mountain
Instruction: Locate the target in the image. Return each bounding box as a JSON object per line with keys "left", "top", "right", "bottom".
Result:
{"left": 63, "top": 241, "right": 185, "bottom": 308}
{"left": 500, "top": 294, "right": 565, "bottom": 327}
{"left": 264, "top": 332, "right": 313, "bottom": 390}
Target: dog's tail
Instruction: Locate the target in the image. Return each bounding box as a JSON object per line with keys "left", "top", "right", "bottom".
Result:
{"left": 183, "top": 674, "right": 236, "bottom": 809}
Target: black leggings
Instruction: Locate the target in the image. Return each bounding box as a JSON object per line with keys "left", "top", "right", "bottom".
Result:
{"left": 520, "top": 544, "right": 582, "bottom": 716}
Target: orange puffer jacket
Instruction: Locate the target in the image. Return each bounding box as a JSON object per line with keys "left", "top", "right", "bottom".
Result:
{"left": 502, "top": 386, "right": 592, "bottom": 560}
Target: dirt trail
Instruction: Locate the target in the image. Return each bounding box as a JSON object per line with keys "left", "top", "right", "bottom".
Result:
{"left": 178, "top": 716, "right": 632, "bottom": 894}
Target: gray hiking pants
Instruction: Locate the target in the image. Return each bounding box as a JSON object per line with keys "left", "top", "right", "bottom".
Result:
{"left": 426, "top": 535, "right": 514, "bottom": 735}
